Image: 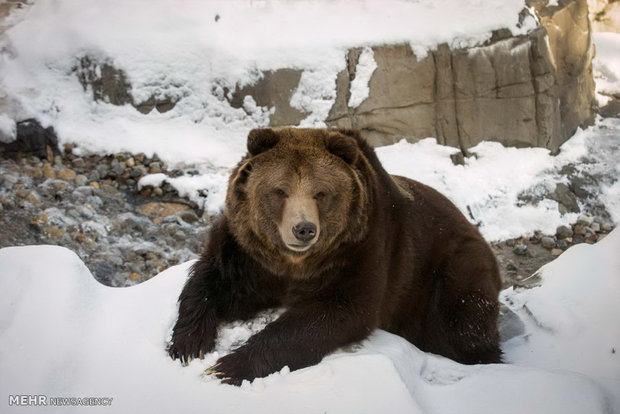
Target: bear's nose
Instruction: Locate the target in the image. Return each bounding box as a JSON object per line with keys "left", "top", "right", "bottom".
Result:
{"left": 292, "top": 221, "right": 317, "bottom": 243}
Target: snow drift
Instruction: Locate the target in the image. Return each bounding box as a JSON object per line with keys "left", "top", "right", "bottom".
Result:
{"left": 0, "top": 230, "right": 618, "bottom": 413}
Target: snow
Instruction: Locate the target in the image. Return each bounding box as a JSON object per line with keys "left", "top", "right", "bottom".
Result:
{"left": 593, "top": 32, "right": 620, "bottom": 106}
{"left": 3, "top": 0, "right": 618, "bottom": 241}
{"left": 0, "top": 113, "right": 16, "bottom": 143}
{"left": 377, "top": 117, "right": 620, "bottom": 240}
{"left": 348, "top": 47, "right": 377, "bottom": 108}
{"left": 0, "top": 0, "right": 533, "bottom": 168}
{"left": 138, "top": 117, "right": 620, "bottom": 241}
{"left": 502, "top": 228, "right": 620, "bottom": 409}
{"left": 1, "top": 230, "right": 619, "bottom": 413}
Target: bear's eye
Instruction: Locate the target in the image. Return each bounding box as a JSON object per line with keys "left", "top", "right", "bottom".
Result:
{"left": 314, "top": 191, "right": 326, "bottom": 201}
{"left": 274, "top": 188, "right": 288, "bottom": 199}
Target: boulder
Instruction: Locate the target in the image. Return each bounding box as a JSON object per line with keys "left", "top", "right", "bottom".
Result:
{"left": 235, "top": 0, "right": 596, "bottom": 153}
{"left": 0, "top": 119, "right": 59, "bottom": 159}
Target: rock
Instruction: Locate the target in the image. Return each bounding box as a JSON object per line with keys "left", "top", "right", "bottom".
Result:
{"left": 128, "top": 272, "right": 141, "bottom": 281}
{"left": 506, "top": 260, "right": 518, "bottom": 271}
{"left": 50, "top": 180, "right": 70, "bottom": 192}
{"left": 109, "top": 159, "right": 123, "bottom": 177}
{"left": 550, "top": 183, "right": 580, "bottom": 214}
{"left": 72, "top": 157, "right": 85, "bottom": 169}
{"left": 590, "top": 222, "right": 601, "bottom": 233}
{"left": 551, "top": 248, "right": 563, "bottom": 256}
{"left": 89, "top": 181, "right": 100, "bottom": 189}
{"left": 555, "top": 224, "right": 573, "bottom": 239}
{"left": 0, "top": 119, "right": 59, "bottom": 159}
{"left": 15, "top": 188, "right": 29, "bottom": 198}
{"left": 229, "top": 68, "right": 306, "bottom": 126}
{"left": 76, "top": 56, "right": 133, "bottom": 106}
{"left": 177, "top": 210, "right": 199, "bottom": 224}
{"left": 152, "top": 187, "right": 163, "bottom": 197}
{"left": 43, "top": 226, "right": 65, "bottom": 239}
{"left": 138, "top": 202, "right": 191, "bottom": 218}
{"left": 25, "top": 166, "right": 42, "bottom": 178}
{"left": 131, "top": 166, "right": 147, "bottom": 178}
{"left": 57, "top": 168, "right": 76, "bottom": 181}
{"left": 125, "top": 157, "right": 135, "bottom": 168}
{"left": 450, "top": 152, "right": 466, "bottom": 166}
{"left": 540, "top": 236, "right": 555, "bottom": 249}
{"left": 148, "top": 162, "right": 163, "bottom": 174}
{"left": 96, "top": 164, "right": 109, "bottom": 178}
{"left": 229, "top": 0, "right": 595, "bottom": 153}
{"left": 577, "top": 214, "right": 594, "bottom": 226}
{"left": 601, "top": 222, "right": 613, "bottom": 232}
{"left": 1, "top": 173, "right": 18, "bottom": 189}
{"left": 555, "top": 239, "right": 569, "bottom": 250}
{"left": 25, "top": 191, "right": 42, "bottom": 207}
{"left": 30, "top": 213, "right": 48, "bottom": 227}
{"left": 513, "top": 244, "right": 528, "bottom": 256}
{"left": 75, "top": 174, "right": 88, "bottom": 186}
{"left": 573, "top": 224, "right": 587, "bottom": 236}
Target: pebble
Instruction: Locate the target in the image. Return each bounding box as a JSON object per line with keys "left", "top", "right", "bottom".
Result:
{"left": 602, "top": 222, "right": 613, "bottom": 232}
{"left": 50, "top": 180, "right": 70, "bottom": 192}
{"left": 72, "top": 158, "right": 85, "bottom": 169}
{"left": 590, "top": 222, "right": 600, "bottom": 233}
{"left": 1, "top": 173, "right": 18, "bottom": 189}
{"left": 149, "top": 162, "right": 163, "bottom": 174}
{"left": 555, "top": 225, "right": 573, "bottom": 239}
{"left": 43, "top": 226, "right": 65, "bottom": 239}
{"left": 58, "top": 168, "right": 77, "bottom": 181}
{"left": 153, "top": 187, "right": 163, "bottom": 197}
{"left": 139, "top": 202, "right": 190, "bottom": 217}
{"left": 126, "top": 157, "right": 135, "bottom": 168}
{"left": 573, "top": 224, "right": 587, "bottom": 236}
{"left": 75, "top": 174, "right": 88, "bottom": 187}
{"left": 556, "top": 239, "right": 568, "bottom": 250}
{"left": 513, "top": 244, "right": 528, "bottom": 256}
{"left": 540, "top": 236, "right": 555, "bottom": 249}
{"left": 551, "top": 248, "right": 563, "bottom": 256}
{"left": 26, "top": 191, "right": 42, "bottom": 207}
{"left": 178, "top": 210, "right": 199, "bottom": 224}
{"left": 96, "top": 164, "right": 109, "bottom": 178}
{"left": 131, "top": 166, "right": 147, "bottom": 178}
{"left": 577, "top": 214, "right": 594, "bottom": 226}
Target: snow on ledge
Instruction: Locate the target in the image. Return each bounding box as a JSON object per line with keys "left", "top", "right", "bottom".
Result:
{"left": 1, "top": 230, "right": 619, "bottom": 412}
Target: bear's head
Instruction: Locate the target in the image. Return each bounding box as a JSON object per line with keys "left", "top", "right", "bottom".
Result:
{"left": 225, "top": 127, "right": 373, "bottom": 273}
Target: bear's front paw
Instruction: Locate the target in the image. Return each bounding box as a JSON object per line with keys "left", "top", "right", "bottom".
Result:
{"left": 205, "top": 347, "right": 266, "bottom": 386}
{"left": 168, "top": 326, "right": 216, "bottom": 366}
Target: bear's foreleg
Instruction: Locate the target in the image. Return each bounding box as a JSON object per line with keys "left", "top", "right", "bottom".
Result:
{"left": 168, "top": 262, "right": 219, "bottom": 365}
{"left": 206, "top": 298, "right": 374, "bottom": 385}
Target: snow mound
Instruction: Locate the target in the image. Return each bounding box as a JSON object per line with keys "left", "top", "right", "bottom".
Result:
{"left": 1, "top": 230, "right": 619, "bottom": 413}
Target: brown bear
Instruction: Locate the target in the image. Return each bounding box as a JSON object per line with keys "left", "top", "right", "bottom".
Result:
{"left": 168, "top": 127, "right": 502, "bottom": 385}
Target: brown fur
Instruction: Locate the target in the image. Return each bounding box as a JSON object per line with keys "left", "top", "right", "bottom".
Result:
{"left": 168, "top": 127, "right": 502, "bottom": 385}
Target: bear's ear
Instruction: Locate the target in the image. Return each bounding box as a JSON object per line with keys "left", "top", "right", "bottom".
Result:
{"left": 247, "top": 128, "right": 279, "bottom": 156}
{"left": 327, "top": 131, "right": 359, "bottom": 164}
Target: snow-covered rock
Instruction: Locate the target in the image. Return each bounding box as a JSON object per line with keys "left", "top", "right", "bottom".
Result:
{"left": 0, "top": 229, "right": 619, "bottom": 413}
